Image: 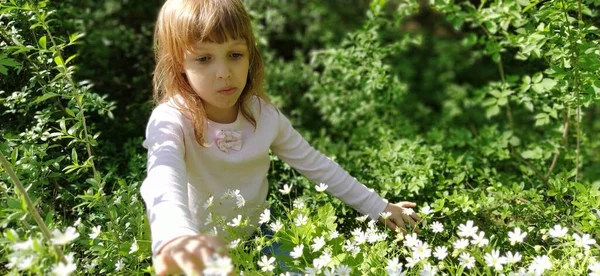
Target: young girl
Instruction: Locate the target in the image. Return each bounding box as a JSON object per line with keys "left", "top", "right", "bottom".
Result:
{"left": 141, "top": 0, "right": 421, "bottom": 275}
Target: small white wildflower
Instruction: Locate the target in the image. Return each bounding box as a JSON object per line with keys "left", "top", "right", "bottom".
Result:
{"left": 114, "top": 196, "right": 122, "bottom": 205}
{"left": 472, "top": 231, "right": 489, "bottom": 247}
{"left": 313, "top": 251, "right": 332, "bottom": 270}
{"left": 51, "top": 227, "right": 80, "bottom": 245}
{"left": 257, "top": 255, "right": 276, "bottom": 272}
{"left": 328, "top": 230, "right": 339, "bottom": 240}
{"left": 420, "top": 205, "right": 433, "bottom": 215}
{"left": 459, "top": 252, "right": 476, "bottom": 269}
{"left": 305, "top": 267, "right": 318, "bottom": 276}
{"left": 227, "top": 215, "right": 243, "bottom": 227}
{"left": 17, "top": 256, "right": 35, "bottom": 271}
{"left": 259, "top": 209, "right": 271, "bottom": 224}
{"left": 419, "top": 263, "right": 437, "bottom": 276}
{"left": 356, "top": 215, "right": 369, "bottom": 222}
{"left": 589, "top": 261, "right": 600, "bottom": 276}
{"left": 528, "top": 255, "right": 552, "bottom": 275}
{"left": 336, "top": 265, "right": 351, "bottom": 276}
{"left": 311, "top": 236, "right": 326, "bottom": 252}
{"left": 573, "top": 233, "right": 596, "bottom": 249}
{"left": 453, "top": 238, "right": 470, "bottom": 250}
{"left": 269, "top": 220, "right": 283, "bottom": 233}
{"left": 505, "top": 251, "right": 522, "bottom": 264}
{"left": 431, "top": 221, "right": 444, "bottom": 233}
{"left": 89, "top": 225, "right": 101, "bottom": 240}
{"left": 235, "top": 195, "right": 245, "bottom": 208}
{"left": 115, "top": 258, "right": 124, "bottom": 271}
{"left": 129, "top": 238, "right": 139, "bottom": 254}
{"left": 457, "top": 221, "right": 478, "bottom": 238}
{"left": 203, "top": 196, "right": 214, "bottom": 210}
{"left": 279, "top": 184, "right": 292, "bottom": 195}
{"left": 404, "top": 233, "right": 420, "bottom": 248}
{"left": 412, "top": 242, "right": 431, "bottom": 260}
{"left": 291, "top": 244, "right": 304, "bottom": 259}
{"left": 385, "top": 257, "right": 405, "bottom": 276}
{"left": 402, "top": 208, "right": 414, "bottom": 216}
{"left": 203, "top": 253, "right": 234, "bottom": 275}
{"left": 484, "top": 250, "right": 507, "bottom": 271}
{"left": 508, "top": 227, "right": 527, "bottom": 245}
{"left": 229, "top": 239, "right": 241, "bottom": 249}
{"left": 316, "top": 183, "right": 328, "bottom": 192}
{"left": 295, "top": 214, "right": 308, "bottom": 226}
{"left": 51, "top": 253, "right": 77, "bottom": 276}
{"left": 380, "top": 211, "right": 392, "bottom": 220}
{"left": 293, "top": 198, "right": 305, "bottom": 209}
{"left": 12, "top": 238, "right": 34, "bottom": 251}
{"left": 433, "top": 246, "right": 448, "bottom": 260}
{"left": 204, "top": 213, "right": 213, "bottom": 226}
{"left": 548, "top": 225, "right": 568, "bottom": 238}
{"left": 73, "top": 218, "right": 82, "bottom": 227}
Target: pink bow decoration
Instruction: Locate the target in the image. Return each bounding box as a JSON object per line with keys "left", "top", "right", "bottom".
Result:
{"left": 215, "top": 130, "right": 242, "bottom": 153}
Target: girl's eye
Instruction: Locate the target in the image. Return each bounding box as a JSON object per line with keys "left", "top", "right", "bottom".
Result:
{"left": 196, "top": 56, "right": 211, "bottom": 63}
{"left": 230, "top": 53, "right": 243, "bottom": 59}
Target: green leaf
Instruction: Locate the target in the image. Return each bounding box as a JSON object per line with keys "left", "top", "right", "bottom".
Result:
{"left": 532, "top": 73, "right": 543, "bottom": 83}
{"left": 39, "top": 36, "right": 47, "bottom": 50}
{"left": 65, "top": 108, "right": 75, "bottom": 117}
{"left": 69, "top": 32, "right": 85, "bottom": 44}
{"left": 65, "top": 54, "right": 78, "bottom": 65}
{"left": 33, "top": 92, "right": 59, "bottom": 104}
{"left": 532, "top": 83, "right": 544, "bottom": 93}
{"left": 542, "top": 78, "right": 557, "bottom": 90}
{"left": 486, "top": 105, "right": 500, "bottom": 118}
{"left": 54, "top": 56, "right": 64, "bottom": 66}
{"left": 517, "top": 0, "right": 530, "bottom": 6}
{"left": 71, "top": 148, "right": 78, "bottom": 164}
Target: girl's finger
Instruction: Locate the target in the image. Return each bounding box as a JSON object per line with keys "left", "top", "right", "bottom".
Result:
{"left": 172, "top": 249, "right": 203, "bottom": 276}
{"left": 400, "top": 202, "right": 417, "bottom": 208}
{"left": 383, "top": 217, "right": 402, "bottom": 233}
{"left": 411, "top": 212, "right": 423, "bottom": 222}
{"left": 391, "top": 216, "right": 407, "bottom": 234}
{"left": 154, "top": 251, "right": 182, "bottom": 276}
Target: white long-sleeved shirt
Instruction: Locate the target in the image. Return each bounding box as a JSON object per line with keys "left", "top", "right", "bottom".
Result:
{"left": 140, "top": 96, "right": 388, "bottom": 255}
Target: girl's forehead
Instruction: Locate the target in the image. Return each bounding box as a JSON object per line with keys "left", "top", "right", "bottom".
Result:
{"left": 193, "top": 38, "right": 247, "bottom": 48}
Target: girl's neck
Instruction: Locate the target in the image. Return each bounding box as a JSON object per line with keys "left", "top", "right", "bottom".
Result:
{"left": 205, "top": 103, "right": 239, "bottom": 124}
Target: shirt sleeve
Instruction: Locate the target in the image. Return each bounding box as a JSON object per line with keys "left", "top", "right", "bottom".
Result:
{"left": 270, "top": 111, "right": 388, "bottom": 221}
{"left": 140, "top": 106, "right": 199, "bottom": 257}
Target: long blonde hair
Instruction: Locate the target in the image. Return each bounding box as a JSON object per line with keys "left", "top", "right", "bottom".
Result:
{"left": 152, "top": 0, "right": 271, "bottom": 145}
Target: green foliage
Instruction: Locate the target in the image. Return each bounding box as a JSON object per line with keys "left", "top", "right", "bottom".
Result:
{"left": 1, "top": 0, "right": 600, "bottom": 275}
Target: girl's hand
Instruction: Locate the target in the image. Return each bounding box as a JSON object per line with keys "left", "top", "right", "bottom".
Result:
{"left": 154, "top": 234, "right": 229, "bottom": 276}
{"left": 378, "top": 201, "right": 422, "bottom": 234}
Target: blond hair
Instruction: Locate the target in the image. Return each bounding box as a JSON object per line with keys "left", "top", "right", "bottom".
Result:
{"left": 152, "top": 0, "right": 271, "bottom": 145}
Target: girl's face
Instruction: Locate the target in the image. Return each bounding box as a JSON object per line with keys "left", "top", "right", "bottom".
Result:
{"left": 182, "top": 38, "right": 249, "bottom": 121}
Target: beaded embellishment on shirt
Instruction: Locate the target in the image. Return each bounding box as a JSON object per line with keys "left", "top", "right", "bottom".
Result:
{"left": 215, "top": 130, "right": 242, "bottom": 153}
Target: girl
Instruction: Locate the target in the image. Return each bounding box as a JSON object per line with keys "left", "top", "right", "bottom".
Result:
{"left": 141, "top": 0, "right": 421, "bottom": 275}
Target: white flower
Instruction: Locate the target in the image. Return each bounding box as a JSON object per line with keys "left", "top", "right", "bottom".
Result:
{"left": 402, "top": 208, "right": 415, "bottom": 216}
{"left": 336, "top": 265, "right": 351, "bottom": 276}
{"left": 420, "top": 205, "right": 433, "bottom": 215}
{"left": 17, "top": 256, "right": 35, "bottom": 270}
{"left": 457, "top": 221, "right": 478, "bottom": 238}
{"left": 313, "top": 251, "right": 332, "bottom": 270}
{"left": 51, "top": 227, "right": 80, "bottom": 245}
{"left": 328, "top": 230, "right": 339, "bottom": 240}
{"left": 589, "top": 261, "right": 600, "bottom": 276}
{"left": 235, "top": 195, "right": 245, "bottom": 208}
{"left": 304, "top": 267, "right": 318, "bottom": 276}
{"left": 528, "top": 255, "right": 552, "bottom": 275}
{"left": 412, "top": 242, "right": 431, "bottom": 260}
{"left": 324, "top": 268, "right": 335, "bottom": 276}
{"left": 293, "top": 199, "right": 305, "bottom": 209}
{"left": 203, "top": 253, "right": 233, "bottom": 275}
{"left": 385, "top": 257, "right": 405, "bottom": 276}
{"left": 311, "top": 236, "right": 326, "bottom": 252}
{"left": 431, "top": 221, "right": 444, "bottom": 233}
{"left": 316, "top": 183, "right": 328, "bottom": 192}
{"left": 259, "top": 209, "right": 271, "bottom": 224}
{"left": 129, "top": 238, "right": 139, "bottom": 254}
{"left": 472, "top": 231, "right": 489, "bottom": 247}
{"left": 269, "top": 220, "right": 283, "bottom": 233}
{"left": 294, "top": 214, "right": 308, "bottom": 226}
{"left": 229, "top": 239, "right": 241, "bottom": 249}
{"left": 419, "top": 263, "right": 438, "bottom": 276}
{"left": 73, "top": 218, "right": 82, "bottom": 227}
{"left": 459, "top": 252, "right": 476, "bottom": 269}
{"left": 89, "top": 226, "right": 101, "bottom": 240}
{"left": 52, "top": 253, "right": 77, "bottom": 276}
{"left": 380, "top": 211, "right": 392, "bottom": 220}
{"left": 115, "top": 258, "right": 124, "bottom": 271}
{"left": 204, "top": 213, "right": 213, "bottom": 226}
{"left": 573, "top": 233, "right": 596, "bottom": 249}
{"left": 203, "top": 196, "right": 214, "bottom": 209}
{"left": 453, "top": 238, "right": 470, "bottom": 250}
{"left": 12, "top": 238, "right": 34, "bottom": 251}
{"left": 291, "top": 244, "right": 304, "bottom": 259}
{"left": 404, "top": 233, "right": 420, "bottom": 248}
{"left": 433, "top": 246, "right": 448, "bottom": 260}
{"left": 356, "top": 215, "right": 369, "bottom": 222}
{"left": 279, "top": 184, "right": 292, "bottom": 195}
{"left": 258, "top": 255, "right": 276, "bottom": 272}
{"left": 114, "top": 196, "right": 122, "bottom": 205}
{"left": 484, "top": 249, "right": 507, "bottom": 271}
{"left": 226, "top": 189, "right": 240, "bottom": 198}
{"left": 505, "top": 251, "right": 522, "bottom": 264}
{"left": 508, "top": 227, "right": 527, "bottom": 245}
{"left": 548, "top": 225, "right": 568, "bottom": 238}
{"left": 227, "top": 215, "right": 243, "bottom": 227}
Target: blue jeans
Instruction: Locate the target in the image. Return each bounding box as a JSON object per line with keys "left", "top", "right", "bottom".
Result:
{"left": 257, "top": 224, "right": 300, "bottom": 274}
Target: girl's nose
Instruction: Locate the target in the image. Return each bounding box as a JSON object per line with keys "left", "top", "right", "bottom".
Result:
{"left": 216, "top": 61, "right": 231, "bottom": 80}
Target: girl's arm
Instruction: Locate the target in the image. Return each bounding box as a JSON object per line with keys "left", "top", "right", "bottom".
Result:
{"left": 141, "top": 106, "right": 199, "bottom": 256}
{"left": 270, "top": 111, "right": 388, "bottom": 221}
